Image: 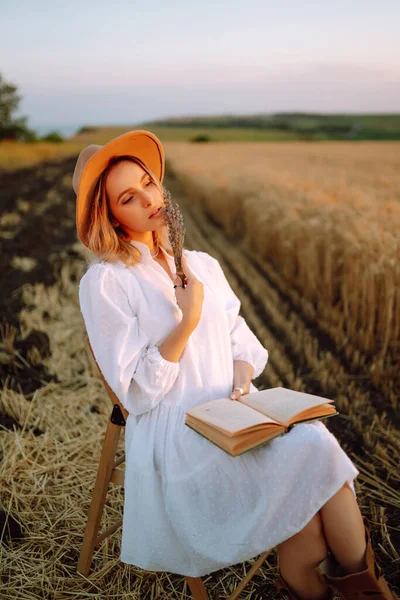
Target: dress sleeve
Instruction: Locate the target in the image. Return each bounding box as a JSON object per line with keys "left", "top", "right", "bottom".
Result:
{"left": 78, "top": 263, "right": 180, "bottom": 416}
{"left": 201, "top": 252, "right": 269, "bottom": 380}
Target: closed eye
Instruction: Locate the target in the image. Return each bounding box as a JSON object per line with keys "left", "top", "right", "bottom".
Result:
{"left": 122, "top": 179, "right": 153, "bottom": 203}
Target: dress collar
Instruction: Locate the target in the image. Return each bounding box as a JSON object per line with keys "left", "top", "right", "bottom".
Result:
{"left": 129, "top": 239, "right": 176, "bottom": 269}
{"left": 129, "top": 239, "right": 158, "bottom": 261}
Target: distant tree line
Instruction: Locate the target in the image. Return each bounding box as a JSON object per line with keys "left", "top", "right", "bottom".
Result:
{"left": 0, "top": 73, "right": 64, "bottom": 142}
{"left": 145, "top": 112, "right": 400, "bottom": 141}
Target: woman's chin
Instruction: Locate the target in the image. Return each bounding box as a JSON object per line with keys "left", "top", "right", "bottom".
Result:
{"left": 149, "top": 218, "right": 167, "bottom": 230}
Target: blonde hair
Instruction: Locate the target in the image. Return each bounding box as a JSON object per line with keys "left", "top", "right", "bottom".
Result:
{"left": 85, "top": 155, "right": 174, "bottom": 266}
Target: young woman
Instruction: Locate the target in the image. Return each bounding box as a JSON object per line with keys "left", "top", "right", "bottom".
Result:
{"left": 72, "top": 130, "right": 396, "bottom": 600}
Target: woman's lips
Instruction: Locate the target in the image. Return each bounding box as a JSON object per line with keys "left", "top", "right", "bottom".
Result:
{"left": 149, "top": 207, "right": 162, "bottom": 219}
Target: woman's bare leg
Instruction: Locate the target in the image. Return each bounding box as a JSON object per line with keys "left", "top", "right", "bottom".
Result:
{"left": 276, "top": 512, "right": 330, "bottom": 600}
{"left": 319, "top": 481, "right": 367, "bottom": 573}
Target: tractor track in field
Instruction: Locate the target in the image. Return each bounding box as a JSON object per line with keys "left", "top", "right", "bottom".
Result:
{"left": 242, "top": 246, "right": 398, "bottom": 412}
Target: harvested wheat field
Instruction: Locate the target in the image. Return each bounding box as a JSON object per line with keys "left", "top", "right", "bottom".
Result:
{"left": 0, "top": 141, "right": 399, "bottom": 599}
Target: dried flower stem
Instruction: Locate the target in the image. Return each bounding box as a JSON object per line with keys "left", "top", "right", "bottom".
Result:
{"left": 160, "top": 187, "right": 188, "bottom": 288}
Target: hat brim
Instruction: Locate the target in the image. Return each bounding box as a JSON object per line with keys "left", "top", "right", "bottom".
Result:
{"left": 76, "top": 130, "right": 165, "bottom": 247}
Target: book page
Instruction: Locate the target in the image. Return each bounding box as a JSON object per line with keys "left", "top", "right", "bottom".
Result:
{"left": 185, "top": 397, "right": 278, "bottom": 436}
{"left": 239, "top": 387, "right": 335, "bottom": 426}
{"left": 185, "top": 416, "right": 285, "bottom": 456}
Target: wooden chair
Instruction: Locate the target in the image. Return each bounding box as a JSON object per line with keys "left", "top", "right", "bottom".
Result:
{"left": 77, "top": 338, "right": 273, "bottom": 599}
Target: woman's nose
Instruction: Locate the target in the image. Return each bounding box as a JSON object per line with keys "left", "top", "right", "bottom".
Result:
{"left": 139, "top": 190, "right": 153, "bottom": 205}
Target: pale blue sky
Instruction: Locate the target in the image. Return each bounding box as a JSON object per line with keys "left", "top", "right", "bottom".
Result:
{"left": 2, "top": 0, "right": 399, "bottom": 133}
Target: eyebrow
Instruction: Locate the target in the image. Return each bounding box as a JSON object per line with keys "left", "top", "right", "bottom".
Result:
{"left": 117, "top": 173, "right": 150, "bottom": 203}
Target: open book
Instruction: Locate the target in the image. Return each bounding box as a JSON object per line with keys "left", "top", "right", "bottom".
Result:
{"left": 184, "top": 386, "right": 339, "bottom": 456}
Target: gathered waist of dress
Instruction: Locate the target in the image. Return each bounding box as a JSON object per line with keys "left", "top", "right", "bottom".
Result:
{"left": 127, "top": 385, "right": 233, "bottom": 424}
{"left": 131, "top": 401, "right": 189, "bottom": 424}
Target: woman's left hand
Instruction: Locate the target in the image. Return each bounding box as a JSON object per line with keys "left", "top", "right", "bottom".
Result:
{"left": 230, "top": 360, "right": 254, "bottom": 400}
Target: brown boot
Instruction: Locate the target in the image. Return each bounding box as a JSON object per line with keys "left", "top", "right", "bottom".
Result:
{"left": 316, "top": 515, "right": 398, "bottom": 599}
{"left": 275, "top": 566, "right": 340, "bottom": 600}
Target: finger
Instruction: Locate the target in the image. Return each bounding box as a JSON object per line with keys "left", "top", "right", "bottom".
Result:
{"left": 230, "top": 384, "right": 248, "bottom": 399}
{"left": 181, "top": 256, "right": 191, "bottom": 284}
{"left": 182, "top": 254, "right": 192, "bottom": 270}
{"left": 181, "top": 255, "right": 188, "bottom": 271}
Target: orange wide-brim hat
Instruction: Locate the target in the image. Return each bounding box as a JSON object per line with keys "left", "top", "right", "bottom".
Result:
{"left": 72, "top": 130, "right": 165, "bottom": 247}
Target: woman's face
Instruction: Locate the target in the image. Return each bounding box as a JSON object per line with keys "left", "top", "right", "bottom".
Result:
{"left": 105, "top": 160, "right": 165, "bottom": 238}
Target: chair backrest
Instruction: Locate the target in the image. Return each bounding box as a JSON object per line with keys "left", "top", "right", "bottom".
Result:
{"left": 86, "top": 337, "right": 129, "bottom": 423}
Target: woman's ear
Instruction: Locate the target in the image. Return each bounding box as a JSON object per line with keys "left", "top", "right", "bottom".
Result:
{"left": 110, "top": 216, "right": 120, "bottom": 227}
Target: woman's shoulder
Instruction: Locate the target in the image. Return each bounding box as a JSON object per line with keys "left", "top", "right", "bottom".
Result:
{"left": 184, "top": 248, "right": 219, "bottom": 267}
{"left": 185, "top": 248, "right": 221, "bottom": 275}
{"left": 79, "top": 258, "right": 131, "bottom": 293}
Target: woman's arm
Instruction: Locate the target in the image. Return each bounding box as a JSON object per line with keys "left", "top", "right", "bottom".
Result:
{"left": 79, "top": 263, "right": 189, "bottom": 416}
{"left": 158, "top": 317, "right": 196, "bottom": 363}
{"left": 229, "top": 359, "right": 255, "bottom": 400}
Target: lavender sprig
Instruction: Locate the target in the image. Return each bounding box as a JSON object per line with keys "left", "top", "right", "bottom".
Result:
{"left": 160, "top": 187, "right": 188, "bottom": 288}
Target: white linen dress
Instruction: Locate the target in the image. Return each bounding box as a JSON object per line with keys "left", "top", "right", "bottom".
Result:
{"left": 79, "top": 239, "right": 360, "bottom": 578}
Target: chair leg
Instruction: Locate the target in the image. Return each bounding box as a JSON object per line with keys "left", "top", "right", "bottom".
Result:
{"left": 77, "top": 418, "right": 123, "bottom": 576}
{"left": 185, "top": 549, "right": 272, "bottom": 600}
{"left": 228, "top": 549, "right": 272, "bottom": 599}
{"left": 185, "top": 577, "right": 209, "bottom": 599}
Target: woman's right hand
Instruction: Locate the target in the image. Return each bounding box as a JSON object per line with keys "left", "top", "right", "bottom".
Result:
{"left": 174, "top": 254, "right": 204, "bottom": 330}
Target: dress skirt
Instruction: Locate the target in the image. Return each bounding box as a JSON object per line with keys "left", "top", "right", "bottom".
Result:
{"left": 121, "top": 402, "right": 359, "bottom": 578}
